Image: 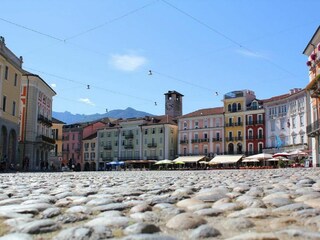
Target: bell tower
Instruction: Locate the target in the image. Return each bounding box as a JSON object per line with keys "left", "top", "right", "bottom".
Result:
{"left": 164, "top": 90, "right": 183, "bottom": 118}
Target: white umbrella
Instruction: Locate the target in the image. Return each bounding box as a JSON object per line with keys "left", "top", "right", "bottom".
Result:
{"left": 245, "top": 153, "right": 273, "bottom": 160}
{"left": 288, "top": 150, "right": 308, "bottom": 157}
{"left": 273, "top": 152, "right": 290, "bottom": 158}
{"left": 242, "top": 158, "right": 260, "bottom": 163}
{"left": 154, "top": 160, "right": 173, "bottom": 165}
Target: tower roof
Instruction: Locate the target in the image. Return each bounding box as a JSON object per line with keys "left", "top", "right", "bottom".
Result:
{"left": 164, "top": 90, "right": 184, "bottom": 97}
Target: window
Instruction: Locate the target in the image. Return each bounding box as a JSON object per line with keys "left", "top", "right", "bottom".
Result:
{"left": 248, "top": 143, "right": 253, "bottom": 153}
{"left": 232, "top": 103, "right": 237, "bottom": 112}
{"left": 248, "top": 129, "right": 253, "bottom": 139}
{"left": 160, "top": 137, "right": 162, "bottom": 144}
{"left": 228, "top": 118, "right": 233, "bottom": 126}
{"left": 159, "top": 127, "right": 163, "bottom": 133}
{"left": 14, "top": 74, "right": 17, "bottom": 86}
{"left": 91, "top": 143, "right": 95, "bottom": 149}
{"left": 271, "top": 120, "right": 275, "bottom": 131}
{"left": 5, "top": 66, "right": 8, "bottom": 80}
{"left": 183, "top": 122, "right": 187, "bottom": 130}
{"left": 216, "top": 132, "right": 220, "bottom": 140}
{"left": 144, "top": 129, "right": 148, "bottom": 135}
{"left": 216, "top": 118, "right": 220, "bottom": 127}
{"left": 228, "top": 104, "right": 231, "bottom": 112}
{"left": 12, "top": 101, "right": 16, "bottom": 116}
{"left": 136, "top": 139, "right": 138, "bottom": 145}
{"left": 72, "top": 134, "right": 75, "bottom": 140}
{"left": 258, "top": 129, "right": 263, "bottom": 139}
{"left": 292, "top": 117, "right": 296, "bottom": 128}
{"left": 204, "top": 133, "right": 208, "bottom": 139}
{"left": 152, "top": 128, "right": 155, "bottom": 134}
{"left": 204, "top": 119, "right": 208, "bottom": 128}
{"left": 237, "top": 117, "right": 241, "bottom": 125}
{"left": 2, "top": 96, "right": 6, "bottom": 112}
{"left": 280, "top": 119, "right": 285, "bottom": 129}
{"left": 258, "top": 114, "right": 263, "bottom": 124}
{"left": 195, "top": 121, "right": 199, "bottom": 129}
{"left": 301, "top": 135, "right": 304, "bottom": 144}
{"left": 258, "top": 143, "right": 263, "bottom": 153}
{"left": 194, "top": 133, "right": 198, "bottom": 140}
{"left": 107, "top": 132, "right": 111, "bottom": 137}
{"left": 292, "top": 136, "right": 296, "bottom": 145}
{"left": 252, "top": 101, "right": 257, "bottom": 110}
{"left": 300, "top": 115, "right": 304, "bottom": 126}
{"left": 238, "top": 103, "right": 241, "bottom": 111}
{"left": 100, "top": 132, "right": 104, "bottom": 138}
{"left": 248, "top": 115, "right": 253, "bottom": 124}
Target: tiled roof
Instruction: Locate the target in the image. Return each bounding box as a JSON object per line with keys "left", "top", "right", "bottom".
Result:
{"left": 178, "top": 107, "right": 224, "bottom": 119}
{"left": 83, "top": 132, "right": 97, "bottom": 140}
{"left": 52, "top": 117, "right": 65, "bottom": 124}
{"left": 262, "top": 89, "right": 305, "bottom": 103}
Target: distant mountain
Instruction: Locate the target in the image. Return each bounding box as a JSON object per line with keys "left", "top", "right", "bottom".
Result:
{"left": 53, "top": 107, "right": 154, "bottom": 124}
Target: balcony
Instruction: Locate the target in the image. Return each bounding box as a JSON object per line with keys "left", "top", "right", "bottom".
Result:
{"left": 234, "top": 122, "right": 243, "bottom": 126}
{"left": 180, "top": 140, "right": 188, "bottom": 144}
{"left": 36, "top": 135, "right": 55, "bottom": 145}
{"left": 104, "top": 145, "right": 112, "bottom": 150}
{"left": 125, "top": 133, "right": 134, "bottom": 139}
{"left": 246, "top": 135, "right": 264, "bottom": 140}
{"left": 147, "top": 143, "right": 157, "bottom": 148}
{"left": 307, "top": 119, "right": 320, "bottom": 137}
{"left": 225, "top": 137, "right": 234, "bottom": 142}
{"left": 234, "top": 136, "right": 243, "bottom": 141}
{"left": 191, "top": 139, "right": 201, "bottom": 143}
{"left": 38, "top": 115, "right": 53, "bottom": 127}
{"left": 200, "top": 138, "right": 209, "bottom": 143}
{"left": 124, "top": 144, "right": 133, "bottom": 149}
{"left": 225, "top": 123, "right": 234, "bottom": 127}
{"left": 212, "top": 137, "right": 222, "bottom": 142}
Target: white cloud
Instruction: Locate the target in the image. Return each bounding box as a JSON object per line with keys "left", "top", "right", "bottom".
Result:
{"left": 236, "top": 49, "right": 263, "bottom": 58}
{"left": 109, "top": 54, "right": 147, "bottom": 71}
{"left": 79, "top": 98, "right": 95, "bottom": 106}
{"left": 50, "top": 83, "right": 56, "bottom": 88}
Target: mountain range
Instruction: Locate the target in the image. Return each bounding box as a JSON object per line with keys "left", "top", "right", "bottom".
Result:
{"left": 53, "top": 107, "right": 154, "bottom": 124}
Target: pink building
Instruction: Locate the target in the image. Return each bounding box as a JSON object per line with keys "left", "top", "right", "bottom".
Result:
{"left": 177, "top": 107, "right": 224, "bottom": 158}
{"left": 62, "top": 120, "right": 108, "bottom": 170}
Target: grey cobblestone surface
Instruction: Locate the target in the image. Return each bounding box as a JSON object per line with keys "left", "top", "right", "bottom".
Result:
{"left": 0, "top": 168, "right": 320, "bottom": 239}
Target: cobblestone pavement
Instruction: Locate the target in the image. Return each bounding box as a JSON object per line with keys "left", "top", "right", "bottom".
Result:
{"left": 0, "top": 168, "right": 320, "bottom": 239}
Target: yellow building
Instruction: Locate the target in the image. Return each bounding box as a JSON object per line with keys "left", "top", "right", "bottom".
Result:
{"left": 304, "top": 26, "right": 320, "bottom": 167}
{"left": 0, "top": 37, "right": 23, "bottom": 170}
{"left": 223, "top": 90, "right": 256, "bottom": 154}
{"left": 49, "top": 117, "right": 65, "bottom": 169}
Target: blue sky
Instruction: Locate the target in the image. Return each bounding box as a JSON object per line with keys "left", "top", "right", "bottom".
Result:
{"left": 1, "top": 0, "right": 319, "bottom": 115}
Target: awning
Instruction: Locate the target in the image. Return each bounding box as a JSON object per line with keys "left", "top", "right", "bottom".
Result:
{"left": 173, "top": 156, "right": 205, "bottom": 163}
{"left": 209, "top": 155, "right": 243, "bottom": 164}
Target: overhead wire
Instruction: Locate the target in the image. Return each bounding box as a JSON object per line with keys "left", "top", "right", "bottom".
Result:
{"left": 64, "top": 0, "right": 160, "bottom": 41}
{"left": 160, "top": 0, "right": 298, "bottom": 78}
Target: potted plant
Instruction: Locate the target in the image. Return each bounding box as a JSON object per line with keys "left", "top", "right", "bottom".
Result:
{"left": 306, "top": 60, "right": 312, "bottom": 66}
{"left": 311, "top": 53, "right": 317, "bottom": 61}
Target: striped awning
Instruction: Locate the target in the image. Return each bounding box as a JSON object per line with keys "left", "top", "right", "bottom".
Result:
{"left": 209, "top": 155, "right": 243, "bottom": 164}
{"left": 173, "top": 156, "right": 205, "bottom": 163}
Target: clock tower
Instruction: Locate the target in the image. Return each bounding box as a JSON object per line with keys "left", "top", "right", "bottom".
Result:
{"left": 164, "top": 90, "right": 183, "bottom": 118}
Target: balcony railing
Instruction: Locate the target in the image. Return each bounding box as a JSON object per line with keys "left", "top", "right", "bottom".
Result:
{"left": 38, "top": 115, "right": 53, "bottom": 127}
{"left": 125, "top": 133, "right": 134, "bottom": 139}
{"left": 212, "top": 138, "right": 222, "bottom": 142}
{"left": 104, "top": 145, "right": 112, "bottom": 150}
{"left": 200, "top": 138, "right": 210, "bottom": 143}
{"left": 124, "top": 144, "right": 134, "bottom": 149}
{"left": 234, "top": 137, "right": 243, "bottom": 141}
{"left": 246, "top": 135, "right": 264, "bottom": 140}
{"left": 191, "top": 139, "right": 201, "bottom": 143}
{"left": 147, "top": 143, "right": 157, "bottom": 148}
{"left": 180, "top": 140, "right": 188, "bottom": 144}
{"left": 225, "top": 137, "right": 234, "bottom": 141}
{"left": 307, "top": 119, "right": 320, "bottom": 137}
{"left": 37, "top": 135, "right": 55, "bottom": 145}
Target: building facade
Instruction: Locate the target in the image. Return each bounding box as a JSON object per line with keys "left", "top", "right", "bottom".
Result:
{"left": 264, "top": 89, "right": 309, "bottom": 154}
{"left": 223, "top": 90, "right": 256, "bottom": 155}
{"left": 83, "top": 132, "right": 98, "bottom": 171}
{"left": 245, "top": 98, "right": 265, "bottom": 155}
{"left": 62, "top": 123, "right": 83, "bottom": 170}
{"left": 0, "top": 37, "right": 23, "bottom": 170}
{"left": 20, "top": 72, "right": 56, "bottom": 171}
{"left": 97, "top": 115, "right": 178, "bottom": 166}
{"left": 304, "top": 26, "right": 320, "bottom": 167}
{"left": 49, "top": 117, "right": 65, "bottom": 169}
{"left": 177, "top": 107, "right": 224, "bottom": 157}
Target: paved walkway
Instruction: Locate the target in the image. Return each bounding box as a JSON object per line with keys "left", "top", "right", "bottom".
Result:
{"left": 0, "top": 168, "right": 320, "bottom": 239}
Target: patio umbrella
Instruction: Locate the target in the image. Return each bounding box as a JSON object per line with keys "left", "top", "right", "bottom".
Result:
{"left": 154, "top": 160, "right": 173, "bottom": 165}
{"left": 245, "top": 153, "right": 273, "bottom": 160}
{"left": 199, "top": 161, "right": 209, "bottom": 164}
{"left": 174, "top": 161, "right": 185, "bottom": 164}
{"left": 242, "top": 158, "right": 260, "bottom": 163}
{"left": 288, "top": 150, "right": 308, "bottom": 157}
{"left": 273, "top": 152, "right": 290, "bottom": 158}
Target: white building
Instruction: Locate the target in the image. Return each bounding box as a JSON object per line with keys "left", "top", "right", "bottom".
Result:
{"left": 20, "top": 71, "right": 56, "bottom": 171}
{"left": 263, "top": 88, "right": 310, "bottom": 153}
